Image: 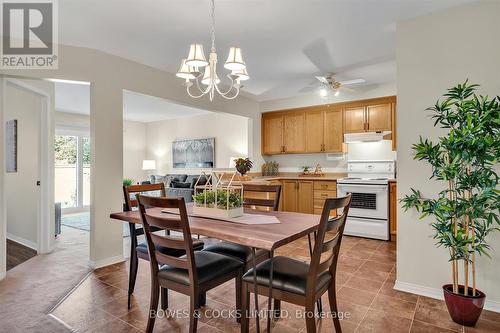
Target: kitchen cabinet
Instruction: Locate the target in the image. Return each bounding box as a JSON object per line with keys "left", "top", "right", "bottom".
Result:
{"left": 313, "top": 181, "right": 337, "bottom": 216}
{"left": 262, "top": 113, "right": 283, "bottom": 155}
{"left": 389, "top": 181, "right": 397, "bottom": 241}
{"left": 305, "top": 109, "right": 324, "bottom": 153}
{"left": 323, "top": 107, "right": 343, "bottom": 152}
{"left": 283, "top": 113, "right": 306, "bottom": 153}
{"left": 344, "top": 106, "right": 366, "bottom": 133}
{"left": 282, "top": 180, "right": 313, "bottom": 214}
{"left": 344, "top": 103, "right": 392, "bottom": 133}
{"left": 261, "top": 96, "right": 396, "bottom": 155}
{"left": 366, "top": 103, "right": 392, "bottom": 132}
{"left": 391, "top": 102, "right": 397, "bottom": 151}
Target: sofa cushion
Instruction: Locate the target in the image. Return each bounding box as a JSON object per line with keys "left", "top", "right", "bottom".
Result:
{"left": 189, "top": 175, "right": 208, "bottom": 189}
{"left": 166, "top": 174, "right": 188, "bottom": 183}
{"left": 172, "top": 181, "right": 192, "bottom": 189}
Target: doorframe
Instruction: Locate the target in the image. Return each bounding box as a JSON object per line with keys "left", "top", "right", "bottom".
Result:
{"left": 2, "top": 78, "right": 54, "bottom": 255}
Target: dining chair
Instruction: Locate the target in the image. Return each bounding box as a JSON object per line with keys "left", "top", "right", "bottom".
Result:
{"left": 240, "top": 194, "right": 352, "bottom": 333}
{"left": 123, "top": 183, "right": 205, "bottom": 309}
{"left": 137, "top": 195, "right": 244, "bottom": 333}
{"left": 203, "top": 184, "right": 281, "bottom": 271}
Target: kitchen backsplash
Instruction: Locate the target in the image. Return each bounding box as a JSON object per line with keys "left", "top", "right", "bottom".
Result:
{"left": 262, "top": 140, "right": 395, "bottom": 173}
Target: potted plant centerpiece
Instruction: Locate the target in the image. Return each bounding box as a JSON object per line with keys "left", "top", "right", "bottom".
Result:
{"left": 401, "top": 81, "right": 499, "bottom": 326}
{"left": 192, "top": 171, "right": 244, "bottom": 219}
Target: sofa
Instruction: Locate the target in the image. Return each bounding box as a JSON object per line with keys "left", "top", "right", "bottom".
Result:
{"left": 149, "top": 174, "right": 207, "bottom": 202}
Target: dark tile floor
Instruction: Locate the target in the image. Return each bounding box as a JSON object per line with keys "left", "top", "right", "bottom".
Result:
{"left": 50, "top": 235, "right": 500, "bottom": 333}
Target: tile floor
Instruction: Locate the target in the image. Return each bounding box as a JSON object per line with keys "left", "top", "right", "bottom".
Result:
{"left": 50, "top": 236, "right": 500, "bottom": 333}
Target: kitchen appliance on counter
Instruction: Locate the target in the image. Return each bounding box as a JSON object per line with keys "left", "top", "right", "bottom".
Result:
{"left": 337, "top": 160, "right": 395, "bottom": 240}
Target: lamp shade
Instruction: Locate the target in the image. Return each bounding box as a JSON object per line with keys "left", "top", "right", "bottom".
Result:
{"left": 201, "top": 66, "right": 221, "bottom": 85}
{"left": 231, "top": 68, "right": 249, "bottom": 81}
{"left": 142, "top": 160, "right": 156, "bottom": 171}
{"left": 185, "top": 43, "right": 208, "bottom": 68}
{"left": 176, "top": 59, "right": 196, "bottom": 80}
{"left": 224, "top": 47, "right": 246, "bottom": 71}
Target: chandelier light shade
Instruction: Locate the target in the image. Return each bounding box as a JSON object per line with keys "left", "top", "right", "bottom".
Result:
{"left": 185, "top": 43, "right": 208, "bottom": 68}
{"left": 176, "top": 0, "right": 249, "bottom": 101}
{"left": 224, "top": 47, "right": 246, "bottom": 71}
{"left": 176, "top": 59, "right": 196, "bottom": 79}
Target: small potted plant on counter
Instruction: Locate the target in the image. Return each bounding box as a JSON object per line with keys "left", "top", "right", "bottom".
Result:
{"left": 234, "top": 157, "right": 253, "bottom": 178}
{"left": 401, "top": 81, "right": 499, "bottom": 327}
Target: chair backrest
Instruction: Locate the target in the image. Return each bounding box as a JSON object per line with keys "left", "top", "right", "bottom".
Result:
{"left": 307, "top": 194, "right": 352, "bottom": 293}
{"left": 123, "top": 183, "right": 166, "bottom": 211}
{"left": 242, "top": 184, "right": 281, "bottom": 211}
{"left": 136, "top": 195, "right": 198, "bottom": 284}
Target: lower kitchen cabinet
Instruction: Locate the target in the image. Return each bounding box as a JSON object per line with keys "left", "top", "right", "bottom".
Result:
{"left": 281, "top": 179, "right": 336, "bottom": 215}
{"left": 389, "top": 182, "right": 397, "bottom": 241}
{"left": 282, "top": 180, "right": 313, "bottom": 214}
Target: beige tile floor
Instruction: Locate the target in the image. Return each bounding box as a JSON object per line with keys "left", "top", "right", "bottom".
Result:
{"left": 50, "top": 235, "right": 500, "bottom": 333}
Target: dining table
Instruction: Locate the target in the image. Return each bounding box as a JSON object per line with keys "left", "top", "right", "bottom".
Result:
{"left": 110, "top": 206, "right": 321, "bottom": 333}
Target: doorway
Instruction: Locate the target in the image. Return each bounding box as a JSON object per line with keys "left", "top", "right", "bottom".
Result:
{"left": 2, "top": 78, "right": 53, "bottom": 271}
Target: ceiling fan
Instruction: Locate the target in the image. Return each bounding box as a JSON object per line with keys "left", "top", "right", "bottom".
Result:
{"left": 313, "top": 74, "right": 365, "bottom": 97}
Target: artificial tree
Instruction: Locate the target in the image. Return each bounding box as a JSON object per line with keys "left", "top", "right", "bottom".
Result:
{"left": 401, "top": 81, "right": 499, "bottom": 299}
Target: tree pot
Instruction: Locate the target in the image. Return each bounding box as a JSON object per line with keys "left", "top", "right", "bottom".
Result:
{"left": 443, "top": 284, "right": 486, "bottom": 327}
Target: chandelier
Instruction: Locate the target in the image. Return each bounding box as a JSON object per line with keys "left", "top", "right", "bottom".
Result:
{"left": 176, "top": 0, "right": 249, "bottom": 101}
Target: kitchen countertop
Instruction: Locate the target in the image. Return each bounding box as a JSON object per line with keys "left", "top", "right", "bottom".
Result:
{"left": 247, "top": 173, "right": 348, "bottom": 182}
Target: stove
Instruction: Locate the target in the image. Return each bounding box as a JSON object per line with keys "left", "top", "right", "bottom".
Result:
{"left": 337, "top": 160, "right": 395, "bottom": 240}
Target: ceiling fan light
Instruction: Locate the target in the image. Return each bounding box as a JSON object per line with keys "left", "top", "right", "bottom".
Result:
{"left": 319, "top": 88, "right": 328, "bottom": 97}
{"left": 201, "top": 66, "right": 221, "bottom": 85}
{"left": 334, "top": 90, "right": 340, "bottom": 96}
{"left": 186, "top": 43, "right": 208, "bottom": 68}
{"left": 231, "top": 68, "right": 249, "bottom": 81}
{"left": 176, "top": 59, "right": 196, "bottom": 80}
{"left": 224, "top": 47, "right": 246, "bottom": 71}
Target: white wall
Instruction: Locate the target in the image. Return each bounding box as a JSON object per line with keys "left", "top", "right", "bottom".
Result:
{"left": 123, "top": 121, "right": 147, "bottom": 182}
{"left": 4, "top": 83, "right": 42, "bottom": 249}
{"left": 396, "top": 0, "right": 500, "bottom": 309}
{"left": 348, "top": 141, "right": 395, "bottom": 161}
{"left": 146, "top": 112, "right": 249, "bottom": 174}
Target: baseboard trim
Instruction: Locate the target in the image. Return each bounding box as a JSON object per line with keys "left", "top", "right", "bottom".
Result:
{"left": 0, "top": 271, "right": 6, "bottom": 281}
{"left": 6, "top": 233, "right": 38, "bottom": 251}
{"left": 395, "top": 280, "right": 500, "bottom": 313}
{"left": 88, "top": 255, "right": 125, "bottom": 269}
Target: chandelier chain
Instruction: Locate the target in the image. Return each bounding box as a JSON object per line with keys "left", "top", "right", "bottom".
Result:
{"left": 210, "top": 0, "right": 216, "bottom": 53}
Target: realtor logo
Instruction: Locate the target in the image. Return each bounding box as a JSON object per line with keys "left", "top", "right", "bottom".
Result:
{"left": 1, "top": 0, "right": 58, "bottom": 69}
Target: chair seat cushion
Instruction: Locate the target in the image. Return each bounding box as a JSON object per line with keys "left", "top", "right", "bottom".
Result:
{"left": 158, "top": 251, "right": 242, "bottom": 286}
{"left": 136, "top": 239, "right": 204, "bottom": 257}
{"left": 242, "top": 256, "right": 332, "bottom": 296}
{"left": 203, "top": 242, "right": 269, "bottom": 264}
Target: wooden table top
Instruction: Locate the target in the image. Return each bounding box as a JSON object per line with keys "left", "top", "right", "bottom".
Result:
{"left": 110, "top": 207, "right": 320, "bottom": 251}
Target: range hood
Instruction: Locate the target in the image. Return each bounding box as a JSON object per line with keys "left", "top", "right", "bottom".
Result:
{"left": 344, "top": 131, "right": 391, "bottom": 143}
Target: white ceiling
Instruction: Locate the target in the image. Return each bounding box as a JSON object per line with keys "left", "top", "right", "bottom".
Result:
{"left": 55, "top": 82, "right": 212, "bottom": 122}
{"left": 58, "top": 0, "right": 475, "bottom": 101}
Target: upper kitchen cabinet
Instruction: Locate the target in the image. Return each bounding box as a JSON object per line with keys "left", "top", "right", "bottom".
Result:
{"left": 283, "top": 112, "right": 306, "bottom": 153}
{"left": 366, "top": 103, "right": 392, "bottom": 131}
{"left": 344, "top": 106, "right": 366, "bottom": 133}
{"left": 323, "top": 106, "right": 343, "bottom": 152}
{"left": 262, "top": 113, "right": 284, "bottom": 155}
{"left": 261, "top": 96, "right": 396, "bottom": 155}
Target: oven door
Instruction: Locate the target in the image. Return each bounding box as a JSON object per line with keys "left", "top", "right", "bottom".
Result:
{"left": 337, "top": 183, "right": 388, "bottom": 220}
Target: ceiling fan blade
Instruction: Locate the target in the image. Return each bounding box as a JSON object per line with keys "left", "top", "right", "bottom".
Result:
{"left": 315, "top": 76, "right": 329, "bottom": 84}
{"left": 303, "top": 38, "right": 335, "bottom": 73}
{"left": 339, "top": 78, "right": 366, "bottom": 86}
{"left": 298, "top": 85, "right": 318, "bottom": 93}
{"left": 341, "top": 86, "right": 356, "bottom": 93}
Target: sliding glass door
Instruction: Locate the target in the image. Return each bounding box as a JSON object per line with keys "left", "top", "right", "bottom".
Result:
{"left": 55, "top": 134, "right": 91, "bottom": 212}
